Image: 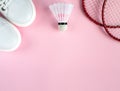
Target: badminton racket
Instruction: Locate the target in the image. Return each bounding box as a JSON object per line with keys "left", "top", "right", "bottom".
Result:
{"left": 82, "top": 0, "right": 120, "bottom": 28}
{"left": 102, "top": 0, "right": 120, "bottom": 41}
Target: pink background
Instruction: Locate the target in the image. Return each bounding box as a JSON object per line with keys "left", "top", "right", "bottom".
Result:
{"left": 0, "top": 0, "right": 120, "bottom": 91}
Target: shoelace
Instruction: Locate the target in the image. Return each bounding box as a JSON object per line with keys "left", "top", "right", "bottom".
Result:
{"left": 0, "top": 0, "right": 11, "bottom": 11}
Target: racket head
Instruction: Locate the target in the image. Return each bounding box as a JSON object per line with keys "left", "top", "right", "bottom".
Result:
{"left": 82, "top": 0, "right": 104, "bottom": 26}
{"left": 102, "top": 0, "right": 120, "bottom": 41}
{"left": 82, "top": 0, "right": 120, "bottom": 28}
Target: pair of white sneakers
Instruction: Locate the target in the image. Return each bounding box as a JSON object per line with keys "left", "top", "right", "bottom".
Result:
{"left": 0, "top": 0, "right": 36, "bottom": 52}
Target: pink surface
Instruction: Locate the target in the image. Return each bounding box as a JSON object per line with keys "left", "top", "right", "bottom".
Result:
{"left": 0, "top": 0, "right": 120, "bottom": 91}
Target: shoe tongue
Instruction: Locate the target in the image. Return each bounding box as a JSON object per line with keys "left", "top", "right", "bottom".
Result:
{"left": 0, "top": 0, "right": 12, "bottom": 13}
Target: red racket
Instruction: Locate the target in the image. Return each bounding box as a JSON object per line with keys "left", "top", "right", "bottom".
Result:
{"left": 102, "top": 0, "right": 120, "bottom": 41}
{"left": 82, "top": 0, "right": 120, "bottom": 28}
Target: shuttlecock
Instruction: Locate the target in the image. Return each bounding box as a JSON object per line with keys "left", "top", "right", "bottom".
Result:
{"left": 49, "top": 3, "right": 74, "bottom": 31}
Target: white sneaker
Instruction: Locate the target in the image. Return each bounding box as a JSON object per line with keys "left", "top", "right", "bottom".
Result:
{"left": 0, "top": 17, "right": 21, "bottom": 52}
{"left": 0, "top": 0, "right": 36, "bottom": 27}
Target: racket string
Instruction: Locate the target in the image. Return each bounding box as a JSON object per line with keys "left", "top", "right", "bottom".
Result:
{"left": 82, "top": 0, "right": 120, "bottom": 41}
{"left": 102, "top": 0, "right": 120, "bottom": 41}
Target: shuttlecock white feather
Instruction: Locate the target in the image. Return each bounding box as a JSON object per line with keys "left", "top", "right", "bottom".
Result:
{"left": 49, "top": 3, "right": 74, "bottom": 31}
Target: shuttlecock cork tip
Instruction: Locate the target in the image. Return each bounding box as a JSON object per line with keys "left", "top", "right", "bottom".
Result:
{"left": 58, "top": 22, "right": 68, "bottom": 31}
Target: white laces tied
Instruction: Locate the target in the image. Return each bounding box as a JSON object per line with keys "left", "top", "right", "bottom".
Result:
{"left": 0, "top": 0, "right": 12, "bottom": 11}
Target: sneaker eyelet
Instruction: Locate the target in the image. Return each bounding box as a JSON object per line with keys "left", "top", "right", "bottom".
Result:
{"left": 1, "top": 7, "right": 5, "bottom": 11}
